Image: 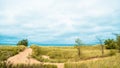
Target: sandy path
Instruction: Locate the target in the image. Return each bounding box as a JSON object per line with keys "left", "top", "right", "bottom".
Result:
{"left": 7, "top": 48, "right": 64, "bottom": 68}
{"left": 7, "top": 48, "right": 40, "bottom": 64}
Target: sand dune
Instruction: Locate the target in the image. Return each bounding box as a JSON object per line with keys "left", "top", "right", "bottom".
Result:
{"left": 7, "top": 48, "right": 64, "bottom": 68}
{"left": 7, "top": 48, "right": 40, "bottom": 64}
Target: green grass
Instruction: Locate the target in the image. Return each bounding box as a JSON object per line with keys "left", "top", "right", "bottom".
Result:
{"left": 0, "top": 45, "right": 26, "bottom": 61}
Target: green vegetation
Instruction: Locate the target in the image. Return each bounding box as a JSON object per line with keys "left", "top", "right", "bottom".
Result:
{"left": 30, "top": 45, "right": 114, "bottom": 63}
{"left": 104, "top": 39, "right": 117, "bottom": 49}
{"left": 30, "top": 45, "right": 74, "bottom": 63}
{"left": 0, "top": 45, "right": 26, "bottom": 61}
{"left": 0, "top": 34, "right": 120, "bottom": 68}
{"left": 0, "top": 62, "right": 57, "bottom": 68}
{"left": 108, "top": 50, "right": 116, "bottom": 56}
{"left": 104, "top": 35, "right": 120, "bottom": 53}
{"left": 116, "top": 35, "right": 120, "bottom": 52}
{"left": 64, "top": 53, "right": 120, "bottom": 68}
{"left": 17, "top": 39, "right": 28, "bottom": 47}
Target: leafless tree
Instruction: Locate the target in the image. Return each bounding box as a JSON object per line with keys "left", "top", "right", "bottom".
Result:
{"left": 75, "top": 38, "right": 83, "bottom": 57}
{"left": 96, "top": 37, "right": 104, "bottom": 56}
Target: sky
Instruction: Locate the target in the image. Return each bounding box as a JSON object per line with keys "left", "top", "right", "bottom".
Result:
{"left": 0, "top": 0, "right": 120, "bottom": 45}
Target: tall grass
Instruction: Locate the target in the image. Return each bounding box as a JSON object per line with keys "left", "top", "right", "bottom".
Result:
{"left": 30, "top": 45, "right": 76, "bottom": 63}
{"left": 0, "top": 45, "right": 26, "bottom": 61}
{"left": 64, "top": 53, "right": 120, "bottom": 68}
{"left": 30, "top": 45, "right": 112, "bottom": 62}
{"left": 0, "top": 61, "right": 57, "bottom": 68}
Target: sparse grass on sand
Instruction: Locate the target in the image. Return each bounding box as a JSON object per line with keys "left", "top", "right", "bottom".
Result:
{"left": 0, "top": 45, "right": 26, "bottom": 61}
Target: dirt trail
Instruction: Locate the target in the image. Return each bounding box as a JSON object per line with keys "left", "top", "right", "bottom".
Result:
{"left": 7, "top": 48, "right": 64, "bottom": 68}
{"left": 7, "top": 48, "right": 40, "bottom": 64}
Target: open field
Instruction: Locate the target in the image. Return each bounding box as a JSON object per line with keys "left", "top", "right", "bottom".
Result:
{"left": 0, "top": 45, "right": 120, "bottom": 68}
{"left": 30, "top": 45, "right": 114, "bottom": 62}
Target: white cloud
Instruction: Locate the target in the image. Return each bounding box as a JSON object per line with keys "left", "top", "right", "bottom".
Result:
{"left": 0, "top": 0, "right": 120, "bottom": 44}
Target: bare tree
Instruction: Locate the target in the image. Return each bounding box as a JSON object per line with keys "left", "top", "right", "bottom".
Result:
{"left": 74, "top": 38, "right": 83, "bottom": 57}
{"left": 96, "top": 37, "right": 104, "bottom": 56}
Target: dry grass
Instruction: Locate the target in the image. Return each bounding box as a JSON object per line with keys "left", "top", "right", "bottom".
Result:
{"left": 0, "top": 45, "right": 26, "bottom": 61}
{"left": 30, "top": 45, "right": 113, "bottom": 62}
{"left": 65, "top": 53, "right": 120, "bottom": 68}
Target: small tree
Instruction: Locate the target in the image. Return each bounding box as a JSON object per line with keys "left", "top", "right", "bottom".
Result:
{"left": 96, "top": 37, "right": 104, "bottom": 56}
{"left": 116, "top": 35, "right": 120, "bottom": 53}
{"left": 17, "top": 39, "right": 28, "bottom": 47}
{"left": 104, "top": 39, "right": 117, "bottom": 49}
{"left": 112, "top": 33, "right": 120, "bottom": 53}
{"left": 74, "top": 38, "right": 83, "bottom": 57}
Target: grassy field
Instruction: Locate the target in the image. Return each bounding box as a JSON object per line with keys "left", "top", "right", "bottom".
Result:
{"left": 30, "top": 45, "right": 117, "bottom": 63}
{"left": 0, "top": 45, "right": 26, "bottom": 61}
{"left": 0, "top": 45, "right": 57, "bottom": 68}
{"left": 64, "top": 53, "right": 120, "bottom": 68}
{"left": 0, "top": 44, "right": 119, "bottom": 68}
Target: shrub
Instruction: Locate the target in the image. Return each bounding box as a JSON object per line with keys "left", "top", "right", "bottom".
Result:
{"left": 108, "top": 50, "right": 116, "bottom": 56}
{"left": 17, "top": 39, "right": 28, "bottom": 47}
{"left": 116, "top": 35, "right": 120, "bottom": 52}
{"left": 104, "top": 39, "right": 117, "bottom": 49}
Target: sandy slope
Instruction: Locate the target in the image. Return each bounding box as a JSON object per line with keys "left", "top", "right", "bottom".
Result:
{"left": 7, "top": 48, "right": 40, "bottom": 64}
{"left": 7, "top": 48, "right": 64, "bottom": 68}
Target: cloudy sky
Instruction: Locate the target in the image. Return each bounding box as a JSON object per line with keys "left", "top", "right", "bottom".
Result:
{"left": 0, "top": 0, "right": 120, "bottom": 45}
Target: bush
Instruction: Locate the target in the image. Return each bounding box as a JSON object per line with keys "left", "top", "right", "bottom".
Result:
{"left": 104, "top": 39, "right": 117, "bottom": 49}
{"left": 17, "top": 39, "right": 28, "bottom": 47}
{"left": 116, "top": 35, "right": 120, "bottom": 52}
{"left": 108, "top": 50, "right": 116, "bottom": 56}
